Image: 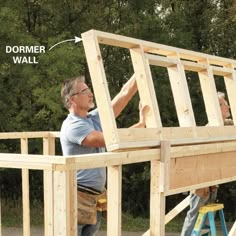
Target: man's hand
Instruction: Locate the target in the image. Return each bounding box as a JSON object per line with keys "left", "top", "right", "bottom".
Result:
{"left": 130, "top": 102, "right": 149, "bottom": 128}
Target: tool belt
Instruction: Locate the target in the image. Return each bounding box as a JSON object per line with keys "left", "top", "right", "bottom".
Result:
{"left": 77, "top": 185, "right": 107, "bottom": 225}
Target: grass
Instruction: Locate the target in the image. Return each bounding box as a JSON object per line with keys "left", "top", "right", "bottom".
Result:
{"left": 99, "top": 212, "right": 183, "bottom": 232}
{"left": 1, "top": 199, "right": 44, "bottom": 227}
{"left": 1, "top": 199, "right": 233, "bottom": 234}
{"left": 1, "top": 199, "right": 183, "bottom": 232}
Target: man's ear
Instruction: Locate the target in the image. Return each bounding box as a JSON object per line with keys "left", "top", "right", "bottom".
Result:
{"left": 69, "top": 96, "right": 75, "bottom": 105}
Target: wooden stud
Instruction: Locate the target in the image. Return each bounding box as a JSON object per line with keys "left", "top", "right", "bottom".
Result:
{"left": 150, "top": 159, "right": 165, "bottom": 236}
{"left": 130, "top": 46, "right": 162, "bottom": 127}
{"left": 167, "top": 54, "right": 196, "bottom": 127}
{"left": 150, "top": 141, "right": 170, "bottom": 236}
{"left": 107, "top": 166, "right": 122, "bottom": 236}
{"left": 223, "top": 63, "right": 236, "bottom": 123}
{"left": 69, "top": 170, "right": 77, "bottom": 236}
{"left": 81, "top": 30, "right": 119, "bottom": 150}
{"left": 53, "top": 170, "right": 76, "bottom": 236}
{"left": 21, "top": 138, "right": 30, "bottom": 236}
{"left": 43, "top": 170, "right": 54, "bottom": 236}
{"left": 198, "top": 59, "right": 223, "bottom": 126}
{"left": 43, "top": 136, "right": 55, "bottom": 236}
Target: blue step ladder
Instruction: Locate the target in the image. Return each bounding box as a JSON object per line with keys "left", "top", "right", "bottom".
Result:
{"left": 192, "top": 203, "right": 228, "bottom": 236}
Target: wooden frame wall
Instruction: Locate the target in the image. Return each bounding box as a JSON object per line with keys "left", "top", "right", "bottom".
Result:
{"left": 1, "top": 30, "right": 236, "bottom": 236}
{"left": 81, "top": 29, "right": 236, "bottom": 235}
{"left": 82, "top": 29, "right": 236, "bottom": 151}
{"left": 0, "top": 131, "right": 236, "bottom": 235}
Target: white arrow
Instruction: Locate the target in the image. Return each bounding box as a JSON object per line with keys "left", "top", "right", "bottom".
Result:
{"left": 49, "top": 36, "right": 82, "bottom": 51}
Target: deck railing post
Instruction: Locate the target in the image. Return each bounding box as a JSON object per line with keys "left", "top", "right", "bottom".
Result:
{"left": 43, "top": 133, "right": 55, "bottom": 236}
{"left": 107, "top": 165, "right": 122, "bottom": 236}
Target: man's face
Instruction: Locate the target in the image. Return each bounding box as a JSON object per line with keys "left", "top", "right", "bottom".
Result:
{"left": 71, "top": 82, "right": 94, "bottom": 110}
{"left": 219, "top": 97, "right": 230, "bottom": 120}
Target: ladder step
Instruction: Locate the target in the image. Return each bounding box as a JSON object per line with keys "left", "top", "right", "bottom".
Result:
{"left": 192, "top": 204, "right": 228, "bottom": 236}
{"left": 199, "top": 203, "right": 224, "bottom": 213}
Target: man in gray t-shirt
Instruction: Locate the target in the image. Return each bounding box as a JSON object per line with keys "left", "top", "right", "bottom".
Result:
{"left": 60, "top": 75, "right": 147, "bottom": 236}
{"left": 60, "top": 109, "right": 106, "bottom": 191}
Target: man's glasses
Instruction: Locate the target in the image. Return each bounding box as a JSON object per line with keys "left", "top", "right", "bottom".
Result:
{"left": 71, "top": 88, "right": 92, "bottom": 96}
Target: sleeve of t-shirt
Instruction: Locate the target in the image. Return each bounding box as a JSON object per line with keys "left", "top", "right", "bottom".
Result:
{"left": 66, "top": 109, "right": 100, "bottom": 145}
{"left": 67, "top": 118, "right": 94, "bottom": 145}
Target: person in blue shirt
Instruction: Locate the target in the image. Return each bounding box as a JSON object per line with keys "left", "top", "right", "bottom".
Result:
{"left": 181, "top": 91, "right": 232, "bottom": 236}
{"left": 60, "top": 75, "right": 147, "bottom": 236}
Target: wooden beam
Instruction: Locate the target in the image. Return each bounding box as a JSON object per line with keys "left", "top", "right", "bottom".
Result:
{"left": 87, "top": 30, "right": 236, "bottom": 67}
{"left": 143, "top": 195, "right": 190, "bottom": 236}
{"left": 211, "top": 65, "right": 233, "bottom": 76}
{"left": 0, "top": 131, "right": 50, "bottom": 139}
{"left": 69, "top": 170, "right": 77, "bottom": 236}
{"left": 49, "top": 131, "right": 60, "bottom": 138}
{"left": 167, "top": 176, "right": 236, "bottom": 196}
{"left": 21, "top": 138, "right": 30, "bottom": 236}
{"left": 167, "top": 54, "right": 196, "bottom": 126}
{"left": 107, "top": 165, "right": 122, "bottom": 236}
{"left": 146, "top": 53, "right": 177, "bottom": 68}
{"left": 130, "top": 46, "right": 162, "bottom": 127}
{"left": 228, "top": 220, "right": 236, "bottom": 236}
{"left": 117, "top": 126, "right": 236, "bottom": 145}
{"left": 169, "top": 151, "right": 236, "bottom": 192}
{"left": 165, "top": 195, "right": 190, "bottom": 224}
{"left": 81, "top": 30, "right": 119, "bottom": 150}
{"left": 224, "top": 64, "right": 236, "bottom": 124}
{"left": 150, "top": 159, "right": 165, "bottom": 236}
{"left": 53, "top": 170, "right": 76, "bottom": 236}
{"left": 43, "top": 136, "right": 55, "bottom": 236}
{"left": 198, "top": 59, "right": 223, "bottom": 126}
{"left": 150, "top": 141, "right": 170, "bottom": 236}
{"left": 43, "top": 170, "right": 54, "bottom": 236}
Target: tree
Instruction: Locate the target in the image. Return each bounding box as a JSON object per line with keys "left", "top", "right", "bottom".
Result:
{"left": 1, "top": 0, "right": 236, "bottom": 218}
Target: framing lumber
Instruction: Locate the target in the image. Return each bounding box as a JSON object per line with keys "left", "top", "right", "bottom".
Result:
{"left": 1, "top": 29, "right": 236, "bottom": 235}
{"left": 107, "top": 166, "right": 122, "bottom": 236}
{"left": 43, "top": 135, "right": 55, "bottom": 236}
{"left": 229, "top": 220, "right": 236, "bottom": 236}
{"left": 130, "top": 46, "right": 162, "bottom": 127}
{"left": 1, "top": 131, "right": 236, "bottom": 235}
{"left": 21, "top": 138, "right": 30, "bottom": 236}
{"left": 81, "top": 29, "right": 236, "bottom": 151}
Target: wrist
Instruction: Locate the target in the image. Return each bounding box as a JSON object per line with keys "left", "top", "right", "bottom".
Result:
{"left": 138, "top": 121, "right": 146, "bottom": 128}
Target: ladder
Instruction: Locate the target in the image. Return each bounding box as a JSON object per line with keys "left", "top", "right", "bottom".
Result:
{"left": 192, "top": 204, "right": 228, "bottom": 236}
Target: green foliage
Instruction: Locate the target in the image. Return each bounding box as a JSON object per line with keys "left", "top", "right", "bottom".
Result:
{"left": 1, "top": 0, "right": 236, "bottom": 218}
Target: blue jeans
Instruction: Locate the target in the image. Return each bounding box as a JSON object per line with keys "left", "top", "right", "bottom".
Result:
{"left": 181, "top": 190, "right": 217, "bottom": 236}
{"left": 78, "top": 211, "right": 102, "bottom": 236}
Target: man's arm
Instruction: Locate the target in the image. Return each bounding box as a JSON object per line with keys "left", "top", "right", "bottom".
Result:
{"left": 82, "top": 75, "right": 141, "bottom": 148}
{"left": 130, "top": 103, "right": 148, "bottom": 128}
{"left": 82, "top": 103, "right": 148, "bottom": 147}
{"left": 112, "top": 74, "right": 137, "bottom": 118}
{"left": 81, "top": 130, "right": 105, "bottom": 147}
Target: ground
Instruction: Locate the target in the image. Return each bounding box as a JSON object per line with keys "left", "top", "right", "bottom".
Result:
{"left": 2, "top": 227, "right": 180, "bottom": 235}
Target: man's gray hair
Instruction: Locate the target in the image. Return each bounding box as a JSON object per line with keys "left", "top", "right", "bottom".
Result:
{"left": 61, "top": 76, "right": 85, "bottom": 109}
